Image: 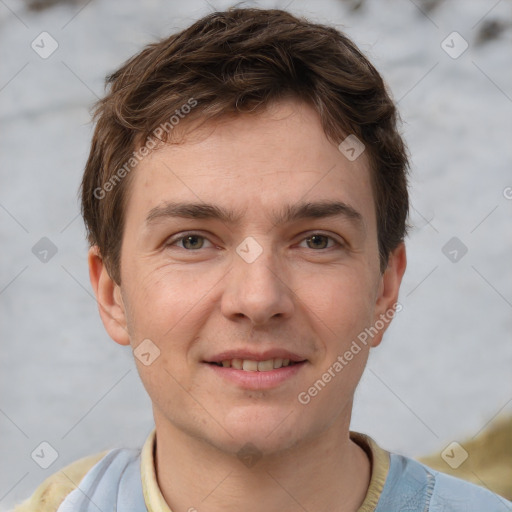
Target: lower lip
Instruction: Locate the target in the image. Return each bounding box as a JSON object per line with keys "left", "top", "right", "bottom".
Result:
{"left": 205, "top": 362, "right": 306, "bottom": 390}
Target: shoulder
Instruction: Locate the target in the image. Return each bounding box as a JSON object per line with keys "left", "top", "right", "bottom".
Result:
{"left": 427, "top": 463, "right": 512, "bottom": 511}
{"left": 381, "top": 453, "right": 512, "bottom": 511}
{"left": 12, "top": 451, "right": 109, "bottom": 512}
{"left": 418, "top": 418, "right": 512, "bottom": 502}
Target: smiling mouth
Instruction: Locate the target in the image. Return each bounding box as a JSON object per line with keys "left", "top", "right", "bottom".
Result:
{"left": 207, "top": 358, "right": 305, "bottom": 371}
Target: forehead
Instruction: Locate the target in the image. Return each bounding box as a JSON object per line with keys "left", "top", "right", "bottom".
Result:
{"left": 125, "top": 100, "right": 375, "bottom": 232}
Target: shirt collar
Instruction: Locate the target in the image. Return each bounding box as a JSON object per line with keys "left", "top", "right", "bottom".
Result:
{"left": 141, "top": 428, "right": 390, "bottom": 512}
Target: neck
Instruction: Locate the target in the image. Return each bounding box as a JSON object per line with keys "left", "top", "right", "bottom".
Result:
{"left": 153, "top": 410, "right": 371, "bottom": 512}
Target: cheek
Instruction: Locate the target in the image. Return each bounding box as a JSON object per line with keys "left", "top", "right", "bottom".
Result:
{"left": 124, "top": 270, "right": 199, "bottom": 408}
{"left": 123, "top": 264, "right": 209, "bottom": 338}
{"left": 298, "top": 264, "right": 378, "bottom": 344}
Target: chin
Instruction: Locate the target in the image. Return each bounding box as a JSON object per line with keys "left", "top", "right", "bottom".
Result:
{"left": 210, "top": 429, "right": 303, "bottom": 459}
{"left": 219, "top": 406, "right": 312, "bottom": 454}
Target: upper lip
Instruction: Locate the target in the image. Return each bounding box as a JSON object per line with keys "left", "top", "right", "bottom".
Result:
{"left": 204, "top": 349, "right": 307, "bottom": 363}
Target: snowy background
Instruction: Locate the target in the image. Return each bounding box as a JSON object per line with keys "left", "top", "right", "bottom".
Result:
{"left": 1, "top": 0, "right": 511, "bottom": 509}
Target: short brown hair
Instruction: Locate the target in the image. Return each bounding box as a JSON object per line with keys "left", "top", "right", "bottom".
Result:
{"left": 80, "top": 7, "right": 409, "bottom": 285}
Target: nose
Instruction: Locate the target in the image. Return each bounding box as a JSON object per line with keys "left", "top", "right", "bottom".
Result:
{"left": 220, "top": 243, "right": 295, "bottom": 326}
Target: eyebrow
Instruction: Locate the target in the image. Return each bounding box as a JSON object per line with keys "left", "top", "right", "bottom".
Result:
{"left": 145, "top": 200, "right": 364, "bottom": 229}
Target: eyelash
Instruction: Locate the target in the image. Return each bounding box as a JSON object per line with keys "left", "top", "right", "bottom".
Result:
{"left": 165, "top": 232, "right": 344, "bottom": 251}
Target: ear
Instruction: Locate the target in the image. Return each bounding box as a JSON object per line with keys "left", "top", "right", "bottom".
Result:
{"left": 369, "top": 242, "right": 407, "bottom": 348}
{"left": 88, "top": 245, "right": 131, "bottom": 346}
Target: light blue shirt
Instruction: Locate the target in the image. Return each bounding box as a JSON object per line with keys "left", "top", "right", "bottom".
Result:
{"left": 57, "top": 445, "right": 512, "bottom": 511}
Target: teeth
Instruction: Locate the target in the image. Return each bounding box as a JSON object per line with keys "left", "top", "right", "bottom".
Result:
{"left": 231, "top": 358, "right": 243, "bottom": 370}
{"left": 242, "top": 360, "right": 258, "bottom": 372}
{"left": 215, "top": 358, "right": 300, "bottom": 371}
{"left": 257, "top": 359, "right": 275, "bottom": 372}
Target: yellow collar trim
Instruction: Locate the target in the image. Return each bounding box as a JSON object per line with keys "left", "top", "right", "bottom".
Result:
{"left": 141, "top": 429, "right": 390, "bottom": 512}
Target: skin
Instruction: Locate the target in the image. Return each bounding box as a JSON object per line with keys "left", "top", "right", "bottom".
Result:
{"left": 89, "top": 99, "right": 406, "bottom": 512}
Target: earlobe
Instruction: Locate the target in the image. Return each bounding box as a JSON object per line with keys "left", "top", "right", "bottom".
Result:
{"left": 370, "top": 243, "right": 407, "bottom": 348}
{"left": 88, "top": 246, "right": 131, "bottom": 346}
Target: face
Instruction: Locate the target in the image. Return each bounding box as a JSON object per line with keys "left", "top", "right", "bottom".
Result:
{"left": 89, "top": 99, "right": 406, "bottom": 456}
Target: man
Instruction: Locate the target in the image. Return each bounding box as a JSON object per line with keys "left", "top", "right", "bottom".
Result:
{"left": 14, "top": 7, "right": 512, "bottom": 512}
